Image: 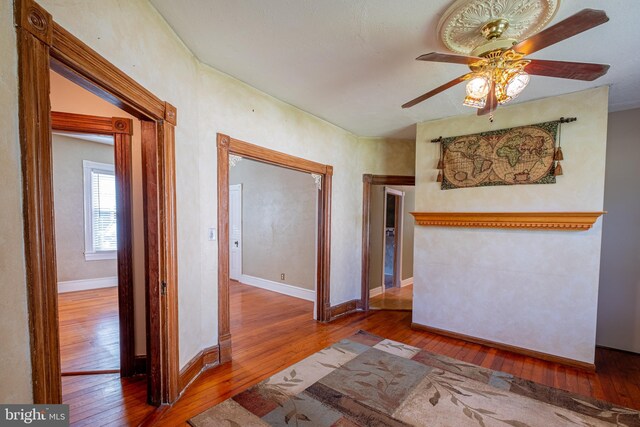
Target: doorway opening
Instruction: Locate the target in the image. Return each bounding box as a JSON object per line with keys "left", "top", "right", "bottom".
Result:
{"left": 50, "top": 69, "right": 145, "bottom": 383}
{"left": 228, "top": 157, "right": 319, "bottom": 343}
{"left": 383, "top": 188, "right": 403, "bottom": 290}
{"left": 217, "top": 133, "right": 333, "bottom": 363}
{"left": 53, "top": 129, "right": 122, "bottom": 375}
{"left": 361, "top": 175, "right": 415, "bottom": 311}
{"left": 16, "top": 0, "right": 179, "bottom": 407}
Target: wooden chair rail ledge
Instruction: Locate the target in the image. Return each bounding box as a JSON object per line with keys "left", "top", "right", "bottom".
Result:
{"left": 410, "top": 212, "right": 606, "bottom": 231}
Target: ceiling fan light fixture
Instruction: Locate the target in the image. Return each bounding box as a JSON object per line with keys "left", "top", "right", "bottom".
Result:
{"left": 465, "top": 74, "right": 490, "bottom": 98}
{"left": 505, "top": 70, "right": 530, "bottom": 98}
{"left": 463, "top": 94, "right": 487, "bottom": 109}
{"left": 493, "top": 68, "right": 530, "bottom": 105}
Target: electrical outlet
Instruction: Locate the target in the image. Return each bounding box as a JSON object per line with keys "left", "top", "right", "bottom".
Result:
{"left": 280, "top": 273, "right": 285, "bottom": 280}
{"left": 208, "top": 228, "right": 216, "bottom": 241}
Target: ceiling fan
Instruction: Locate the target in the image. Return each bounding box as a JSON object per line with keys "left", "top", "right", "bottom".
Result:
{"left": 402, "top": 8, "right": 610, "bottom": 117}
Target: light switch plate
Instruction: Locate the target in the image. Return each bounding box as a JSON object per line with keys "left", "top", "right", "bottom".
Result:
{"left": 208, "top": 228, "right": 216, "bottom": 241}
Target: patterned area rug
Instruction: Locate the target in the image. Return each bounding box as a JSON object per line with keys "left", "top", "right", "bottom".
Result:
{"left": 189, "top": 331, "right": 640, "bottom": 426}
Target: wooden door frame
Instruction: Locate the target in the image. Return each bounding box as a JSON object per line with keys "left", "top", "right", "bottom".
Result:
{"left": 51, "top": 111, "right": 136, "bottom": 376}
{"left": 15, "top": 0, "right": 179, "bottom": 405}
{"left": 382, "top": 187, "right": 404, "bottom": 291}
{"left": 217, "top": 133, "right": 333, "bottom": 362}
{"left": 360, "top": 175, "right": 414, "bottom": 310}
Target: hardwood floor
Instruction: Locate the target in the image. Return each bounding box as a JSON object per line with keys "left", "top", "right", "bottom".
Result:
{"left": 370, "top": 283, "right": 413, "bottom": 310}
{"left": 58, "top": 287, "right": 120, "bottom": 372}
{"left": 62, "top": 283, "right": 640, "bottom": 426}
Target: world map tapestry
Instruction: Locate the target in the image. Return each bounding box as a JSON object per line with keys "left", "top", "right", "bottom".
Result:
{"left": 441, "top": 121, "right": 558, "bottom": 190}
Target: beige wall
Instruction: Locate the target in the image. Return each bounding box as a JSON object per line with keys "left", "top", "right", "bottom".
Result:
{"left": 414, "top": 87, "right": 608, "bottom": 364}
{"left": 52, "top": 134, "right": 117, "bottom": 282}
{"left": 369, "top": 185, "right": 415, "bottom": 290}
{"left": 50, "top": 71, "right": 147, "bottom": 356}
{"left": 230, "top": 159, "right": 316, "bottom": 290}
{"left": 0, "top": 0, "right": 32, "bottom": 403}
{"left": 597, "top": 108, "right": 640, "bottom": 353}
{"left": 0, "top": 0, "right": 415, "bottom": 372}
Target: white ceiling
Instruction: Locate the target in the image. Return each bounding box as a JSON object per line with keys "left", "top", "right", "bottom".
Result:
{"left": 150, "top": 0, "right": 640, "bottom": 139}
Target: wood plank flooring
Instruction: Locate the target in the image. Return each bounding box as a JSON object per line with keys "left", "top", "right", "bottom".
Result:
{"left": 58, "top": 287, "right": 120, "bottom": 372}
{"left": 61, "top": 282, "right": 640, "bottom": 426}
{"left": 370, "top": 283, "right": 413, "bottom": 310}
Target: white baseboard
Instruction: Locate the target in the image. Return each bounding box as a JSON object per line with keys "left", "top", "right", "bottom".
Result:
{"left": 240, "top": 274, "right": 315, "bottom": 302}
{"left": 370, "top": 286, "right": 383, "bottom": 298}
{"left": 58, "top": 276, "right": 118, "bottom": 293}
{"left": 401, "top": 277, "right": 414, "bottom": 287}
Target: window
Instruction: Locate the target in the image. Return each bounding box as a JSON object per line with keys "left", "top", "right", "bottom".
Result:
{"left": 83, "top": 160, "right": 117, "bottom": 260}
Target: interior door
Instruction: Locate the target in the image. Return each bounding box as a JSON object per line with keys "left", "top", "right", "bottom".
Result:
{"left": 229, "top": 184, "right": 242, "bottom": 280}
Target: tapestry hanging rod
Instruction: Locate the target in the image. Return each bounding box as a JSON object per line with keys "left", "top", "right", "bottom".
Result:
{"left": 429, "top": 117, "right": 577, "bottom": 143}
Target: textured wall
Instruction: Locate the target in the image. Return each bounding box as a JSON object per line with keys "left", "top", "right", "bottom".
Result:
{"left": 414, "top": 87, "right": 608, "bottom": 364}
{"left": 13, "top": 1, "right": 416, "bottom": 368}
{"left": 0, "top": 0, "right": 32, "bottom": 404}
{"left": 52, "top": 134, "right": 117, "bottom": 281}
{"left": 50, "top": 72, "right": 147, "bottom": 356}
{"left": 597, "top": 108, "right": 640, "bottom": 353}
{"left": 229, "top": 159, "right": 317, "bottom": 290}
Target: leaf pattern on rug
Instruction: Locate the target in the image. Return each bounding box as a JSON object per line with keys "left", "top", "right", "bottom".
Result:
{"left": 258, "top": 371, "right": 313, "bottom": 426}
{"left": 190, "top": 332, "right": 640, "bottom": 427}
{"left": 334, "top": 358, "right": 412, "bottom": 413}
{"left": 422, "top": 369, "right": 537, "bottom": 427}
{"left": 565, "top": 398, "right": 640, "bottom": 426}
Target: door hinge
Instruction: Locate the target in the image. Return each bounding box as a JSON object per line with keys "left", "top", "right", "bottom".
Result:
{"left": 161, "top": 281, "right": 167, "bottom": 296}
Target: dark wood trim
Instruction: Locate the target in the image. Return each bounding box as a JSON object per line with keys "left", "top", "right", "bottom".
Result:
{"left": 361, "top": 175, "right": 414, "bottom": 311}
{"left": 216, "top": 134, "right": 231, "bottom": 364}
{"left": 329, "top": 299, "right": 359, "bottom": 321}
{"left": 61, "top": 370, "right": 120, "bottom": 376}
{"left": 227, "top": 136, "right": 328, "bottom": 175}
{"left": 411, "top": 322, "right": 596, "bottom": 372}
{"left": 15, "top": 0, "right": 60, "bottom": 403}
{"left": 217, "top": 134, "right": 334, "bottom": 365}
{"left": 51, "top": 111, "right": 119, "bottom": 134}
{"left": 392, "top": 192, "right": 401, "bottom": 287}
{"left": 141, "top": 121, "right": 162, "bottom": 404}
{"left": 16, "top": 0, "right": 179, "bottom": 405}
{"left": 365, "top": 174, "right": 417, "bottom": 186}
{"left": 114, "top": 132, "right": 135, "bottom": 377}
{"left": 318, "top": 167, "right": 333, "bottom": 322}
{"left": 159, "top": 118, "right": 180, "bottom": 403}
{"left": 51, "top": 111, "right": 136, "bottom": 377}
{"left": 50, "top": 24, "right": 165, "bottom": 120}
{"left": 596, "top": 344, "right": 640, "bottom": 356}
{"left": 134, "top": 355, "right": 147, "bottom": 375}
{"left": 178, "top": 345, "right": 220, "bottom": 393}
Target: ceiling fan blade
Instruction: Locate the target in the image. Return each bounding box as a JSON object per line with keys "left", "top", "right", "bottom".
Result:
{"left": 402, "top": 74, "right": 470, "bottom": 108}
{"left": 477, "top": 81, "right": 497, "bottom": 116}
{"left": 526, "top": 59, "right": 609, "bottom": 81}
{"left": 416, "top": 52, "right": 483, "bottom": 65}
{"left": 512, "top": 9, "right": 609, "bottom": 56}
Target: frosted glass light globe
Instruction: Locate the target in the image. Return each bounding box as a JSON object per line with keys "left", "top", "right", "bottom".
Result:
{"left": 505, "top": 71, "right": 530, "bottom": 98}
{"left": 465, "top": 75, "right": 490, "bottom": 98}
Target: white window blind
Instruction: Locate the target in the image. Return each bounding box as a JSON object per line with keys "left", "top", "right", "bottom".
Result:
{"left": 91, "top": 169, "right": 117, "bottom": 251}
{"left": 83, "top": 160, "right": 117, "bottom": 260}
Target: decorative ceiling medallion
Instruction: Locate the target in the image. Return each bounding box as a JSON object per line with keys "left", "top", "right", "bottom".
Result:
{"left": 437, "top": 0, "right": 560, "bottom": 54}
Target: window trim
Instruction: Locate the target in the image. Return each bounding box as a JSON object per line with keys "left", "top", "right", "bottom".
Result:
{"left": 83, "top": 160, "right": 117, "bottom": 261}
